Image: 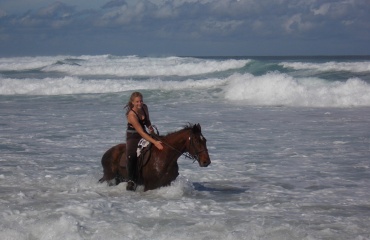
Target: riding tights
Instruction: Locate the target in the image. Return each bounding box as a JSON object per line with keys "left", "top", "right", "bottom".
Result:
{"left": 126, "top": 132, "right": 141, "bottom": 182}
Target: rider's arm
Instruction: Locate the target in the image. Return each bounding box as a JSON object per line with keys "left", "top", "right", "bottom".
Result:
{"left": 127, "top": 112, "right": 163, "bottom": 150}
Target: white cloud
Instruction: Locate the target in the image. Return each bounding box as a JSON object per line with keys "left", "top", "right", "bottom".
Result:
{"left": 200, "top": 19, "right": 244, "bottom": 35}
{"left": 284, "top": 14, "right": 313, "bottom": 33}
{"left": 313, "top": 3, "right": 330, "bottom": 15}
{"left": 98, "top": 1, "right": 148, "bottom": 25}
{"left": 153, "top": 5, "right": 179, "bottom": 19}
{"left": 252, "top": 20, "right": 263, "bottom": 31}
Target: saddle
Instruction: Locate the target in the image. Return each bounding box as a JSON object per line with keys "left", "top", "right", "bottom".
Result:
{"left": 119, "top": 139, "right": 152, "bottom": 169}
{"left": 137, "top": 139, "right": 152, "bottom": 169}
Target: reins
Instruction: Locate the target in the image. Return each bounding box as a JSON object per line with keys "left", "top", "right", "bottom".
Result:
{"left": 151, "top": 126, "right": 206, "bottom": 163}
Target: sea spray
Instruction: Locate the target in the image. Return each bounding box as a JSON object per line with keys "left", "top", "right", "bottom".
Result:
{"left": 223, "top": 72, "right": 370, "bottom": 107}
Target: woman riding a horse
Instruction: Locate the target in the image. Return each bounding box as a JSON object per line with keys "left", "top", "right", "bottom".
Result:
{"left": 99, "top": 122, "right": 211, "bottom": 191}
{"left": 124, "top": 92, "right": 163, "bottom": 191}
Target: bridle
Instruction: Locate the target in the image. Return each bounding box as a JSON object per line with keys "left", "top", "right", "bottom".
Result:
{"left": 151, "top": 127, "right": 208, "bottom": 163}
{"left": 186, "top": 131, "right": 208, "bottom": 163}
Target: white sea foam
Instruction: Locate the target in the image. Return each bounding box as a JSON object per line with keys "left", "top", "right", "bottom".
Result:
{"left": 223, "top": 72, "right": 370, "bottom": 107}
{"left": 0, "top": 56, "right": 62, "bottom": 71}
{"left": 42, "top": 56, "right": 249, "bottom": 77}
{"left": 2, "top": 55, "right": 370, "bottom": 240}
{"left": 1, "top": 71, "right": 370, "bottom": 239}
{"left": 0, "top": 55, "right": 249, "bottom": 76}
{"left": 0, "top": 76, "right": 227, "bottom": 95}
{"left": 2, "top": 55, "right": 369, "bottom": 108}
{"left": 1, "top": 71, "right": 370, "bottom": 107}
{"left": 280, "top": 61, "right": 370, "bottom": 73}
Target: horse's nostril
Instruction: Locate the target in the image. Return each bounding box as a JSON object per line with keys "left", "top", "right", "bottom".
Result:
{"left": 201, "top": 161, "right": 210, "bottom": 167}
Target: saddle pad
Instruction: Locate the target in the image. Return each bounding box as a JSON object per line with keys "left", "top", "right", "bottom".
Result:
{"left": 137, "top": 138, "right": 150, "bottom": 157}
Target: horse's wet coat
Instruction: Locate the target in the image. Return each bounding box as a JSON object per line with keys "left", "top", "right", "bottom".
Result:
{"left": 99, "top": 124, "right": 211, "bottom": 191}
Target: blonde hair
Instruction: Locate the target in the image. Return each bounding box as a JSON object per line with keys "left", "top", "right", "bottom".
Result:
{"left": 125, "top": 92, "right": 143, "bottom": 116}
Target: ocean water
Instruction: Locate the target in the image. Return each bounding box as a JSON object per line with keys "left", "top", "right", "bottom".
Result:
{"left": 1, "top": 55, "right": 370, "bottom": 240}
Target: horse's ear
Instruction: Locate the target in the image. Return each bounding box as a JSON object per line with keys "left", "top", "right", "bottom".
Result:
{"left": 193, "top": 123, "right": 201, "bottom": 133}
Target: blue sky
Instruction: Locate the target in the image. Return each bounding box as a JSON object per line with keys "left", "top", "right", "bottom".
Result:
{"left": 0, "top": 0, "right": 369, "bottom": 56}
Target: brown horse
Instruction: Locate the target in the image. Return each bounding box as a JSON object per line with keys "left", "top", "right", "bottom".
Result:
{"left": 98, "top": 123, "right": 211, "bottom": 191}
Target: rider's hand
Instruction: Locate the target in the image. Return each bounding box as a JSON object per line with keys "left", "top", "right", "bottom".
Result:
{"left": 155, "top": 141, "right": 163, "bottom": 150}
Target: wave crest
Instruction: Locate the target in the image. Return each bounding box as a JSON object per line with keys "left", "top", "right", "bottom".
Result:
{"left": 0, "top": 55, "right": 249, "bottom": 77}
{"left": 280, "top": 61, "right": 370, "bottom": 73}
{"left": 224, "top": 72, "right": 370, "bottom": 107}
{"left": 0, "top": 76, "right": 227, "bottom": 95}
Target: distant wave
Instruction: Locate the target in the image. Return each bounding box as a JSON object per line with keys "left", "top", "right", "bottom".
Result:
{"left": 223, "top": 72, "right": 370, "bottom": 107}
{"left": 0, "top": 56, "right": 58, "bottom": 71}
{"left": 2, "top": 72, "right": 370, "bottom": 108}
{"left": 43, "top": 56, "right": 249, "bottom": 77}
{"left": 0, "top": 76, "right": 227, "bottom": 95}
{"left": 280, "top": 61, "right": 370, "bottom": 73}
{"left": 0, "top": 55, "right": 249, "bottom": 77}
{"left": 1, "top": 55, "right": 370, "bottom": 108}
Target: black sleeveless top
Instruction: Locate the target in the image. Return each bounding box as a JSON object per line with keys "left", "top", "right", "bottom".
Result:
{"left": 127, "top": 108, "right": 148, "bottom": 132}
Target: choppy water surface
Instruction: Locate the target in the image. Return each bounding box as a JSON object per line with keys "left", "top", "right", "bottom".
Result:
{"left": 1, "top": 55, "right": 370, "bottom": 239}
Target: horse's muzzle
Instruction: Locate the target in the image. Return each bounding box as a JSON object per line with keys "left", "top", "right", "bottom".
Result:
{"left": 198, "top": 155, "right": 211, "bottom": 167}
{"left": 199, "top": 161, "right": 211, "bottom": 167}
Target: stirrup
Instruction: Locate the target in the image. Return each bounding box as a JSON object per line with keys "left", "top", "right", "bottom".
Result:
{"left": 126, "top": 180, "right": 136, "bottom": 191}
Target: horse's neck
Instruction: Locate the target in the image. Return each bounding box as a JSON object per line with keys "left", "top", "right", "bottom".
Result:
{"left": 164, "top": 129, "right": 189, "bottom": 153}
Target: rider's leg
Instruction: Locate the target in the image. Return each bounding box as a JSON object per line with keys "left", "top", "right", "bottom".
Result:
{"left": 126, "top": 132, "right": 140, "bottom": 191}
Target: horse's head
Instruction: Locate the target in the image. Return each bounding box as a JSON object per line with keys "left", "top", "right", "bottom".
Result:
{"left": 187, "top": 124, "right": 211, "bottom": 167}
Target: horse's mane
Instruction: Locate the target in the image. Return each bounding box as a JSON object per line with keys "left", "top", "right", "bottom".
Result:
{"left": 161, "top": 123, "right": 197, "bottom": 138}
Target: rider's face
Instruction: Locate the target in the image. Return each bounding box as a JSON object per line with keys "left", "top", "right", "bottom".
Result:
{"left": 132, "top": 96, "right": 143, "bottom": 109}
